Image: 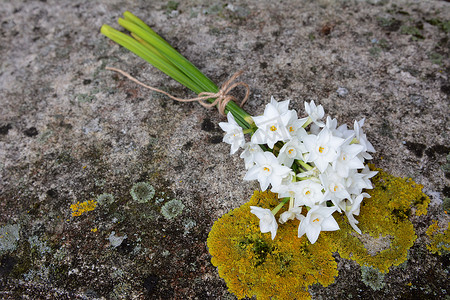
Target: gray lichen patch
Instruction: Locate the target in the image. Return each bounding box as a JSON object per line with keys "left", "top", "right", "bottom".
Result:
{"left": 161, "top": 199, "right": 185, "bottom": 220}
{"left": 361, "top": 265, "right": 386, "bottom": 291}
{"left": 28, "top": 236, "right": 51, "bottom": 256}
{"left": 130, "top": 182, "right": 155, "bottom": 203}
{"left": 108, "top": 231, "right": 128, "bottom": 248}
{"left": 0, "top": 224, "right": 21, "bottom": 253}
{"left": 96, "top": 193, "right": 115, "bottom": 206}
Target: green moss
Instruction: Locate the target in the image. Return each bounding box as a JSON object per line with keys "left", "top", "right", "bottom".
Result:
{"left": 369, "top": 47, "right": 382, "bottom": 57}
{"left": 361, "top": 265, "right": 386, "bottom": 291}
{"left": 160, "top": 199, "right": 184, "bottom": 220}
{"left": 400, "top": 25, "right": 424, "bottom": 40}
{"left": 76, "top": 93, "right": 97, "bottom": 103}
{"left": 426, "top": 18, "right": 450, "bottom": 33}
{"left": 11, "top": 240, "right": 32, "bottom": 278}
{"left": 378, "top": 38, "right": 389, "bottom": 50}
{"left": 376, "top": 17, "right": 402, "bottom": 31}
{"left": 428, "top": 52, "right": 443, "bottom": 66}
{"left": 165, "top": 1, "right": 179, "bottom": 12}
{"left": 130, "top": 182, "right": 155, "bottom": 203}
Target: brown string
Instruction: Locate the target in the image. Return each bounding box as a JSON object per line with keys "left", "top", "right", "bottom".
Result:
{"left": 105, "top": 67, "right": 249, "bottom": 116}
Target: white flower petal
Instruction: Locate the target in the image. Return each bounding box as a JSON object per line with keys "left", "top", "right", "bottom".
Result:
{"left": 321, "top": 216, "right": 340, "bottom": 231}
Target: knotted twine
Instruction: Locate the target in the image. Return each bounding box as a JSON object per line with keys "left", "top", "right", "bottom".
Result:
{"left": 105, "top": 67, "right": 249, "bottom": 116}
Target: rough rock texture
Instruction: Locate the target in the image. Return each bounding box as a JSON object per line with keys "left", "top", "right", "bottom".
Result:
{"left": 0, "top": 0, "right": 448, "bottom": 299}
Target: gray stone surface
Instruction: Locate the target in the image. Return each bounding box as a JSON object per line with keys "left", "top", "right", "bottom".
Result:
{"left": 0, "top": 0, "right": 448, "bottom": 299}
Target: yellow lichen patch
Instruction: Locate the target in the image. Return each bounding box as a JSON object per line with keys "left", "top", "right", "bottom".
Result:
{"left": 425, "top": 220, "right": 450, "bottom": 255}
{"left": 208, "top": 167, "right": 430, "bottom": 298}
{"left": 207, "top": 191, "right": 338, "bottom": 300}
{"left": 70, "top": 200, "right": 97, "bottom": 217}
{"left": 330, "top": 166, "right": 428, "bottom": 273}
{"left": 366, "top": 165, "right": 430, "bottom": 217}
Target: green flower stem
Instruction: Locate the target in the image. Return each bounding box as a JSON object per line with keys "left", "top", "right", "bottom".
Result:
{"left": 291, "top": 161, "right": 300, "bottom": 174}
{"left": 302, "top": 117, "right": 312, "bottom": 128}
{"left": 289, "top": 197, "right": 294, "bottom": 210}
{"left": 271, "top": 197, "right": 290, "bottom": 215}
{"left": 101, "top": 11, "right": 253, "bottom": 130}
{"left": 225, "top": 101, "right": 253, "bottom": 130}
{"left": 118, "top": 17, "right": 217, "bottom": 93}
{"left": 101, "top": 25, "right": 202, "bottom": 92}
{"left": 122, "top": 11, "right": 170, "bottom": 46}
{"left": 243, "top": 128, "right": 255, "bottom": 134}
{"left": 296, "top": 159, "right": 313, "bottom": 171}
{"left": 130, "top": 33, "right": 173, "bottom": 66}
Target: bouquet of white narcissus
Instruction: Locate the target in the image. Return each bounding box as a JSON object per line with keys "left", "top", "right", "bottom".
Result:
{"left": 219, "top": 97, "right": 377, "bottom": 244}
{"left": 101, "top": 12, "right": 377, "bottom": 245}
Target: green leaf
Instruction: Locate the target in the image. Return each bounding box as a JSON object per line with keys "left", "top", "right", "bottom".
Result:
{"left": 118, "top": 18, "right": 218, "bottom": 93}
{"left": 101, "top": 24, "right": 202, "bottom": 93}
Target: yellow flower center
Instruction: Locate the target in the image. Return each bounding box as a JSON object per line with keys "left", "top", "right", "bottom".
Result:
{"left": 289, "top": 126, "right": 294, "bottom": 132}
{"left": 288, "top": 149, "right": 294, "bottom": 155}
{"left": 333, "top": 185, "right": 338, "bottom": 192}
{"left": 312, "top": 218, "right": 320, "bottom": 223}
{"left": 305, "top": 190, "right": 311, "bottom": 195}
{"left": 270, "top": 125, "right": 277, "bottom": 131}
{"left": 263, "top": 167, "right": 270, "bottom": 172}
{"left": 318, "top": 146, "right": 324, "bottom": 153}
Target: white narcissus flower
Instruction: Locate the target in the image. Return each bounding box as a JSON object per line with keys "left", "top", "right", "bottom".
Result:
{"left": 303, "top": 127, "right": 345, "bottom": 173}
{"left": 325, "top": 116, "right": 342, "bottom": 138}
{"left": 345, "top": 166, "right": 377, "bottom": 195}
{"left": 279, "top": 207, "right": 304, "bottom": 224}
{"left": 320, "top": 168, "right": 351, "bottom": 210}
{"left": 354, "top": 119, "right": 376, "bottom": 160}
{"left": 339, "top": 193, "right": 370, "bottom": 234}
{"left": 332, "top": 135, "right": 365, "bottom": 178}
{"left": 305, "top": 100, "right": 325, "bottom": 127}
{"left": 218, "top": 112, "right": 245, "bottom": 155}
{"left": 240, "top": 142, "right": 264, "bottom": 169}
{"left": 277, "top": 138, "right": 307, "bottom": 167}
{"left": 276, "top": 170, "right": 297, "bottom": 192}
{"left": 243, "top": 152, "right": 292, "bottom": 191}
{"left": 336, "top": 123, "right": 355, "bottom": 139}
{"left": 276, "top": 180, "right": 324, "bottom": 207}
{"left": 298, "top": 205, "right": 340, "bottom": 244}
{"left": 345, "top": 169, "right": 367, "bottom": 195}
{"left": 251, "top": 99, "right": 292, "bottom": 148}
{"left": 270, "top": 96, "right": 290, "bottom": 114}
{"left": 361, "top": 165, "right": 378, "bottom": 189}
{"left": 292, "top": 180, "right": 326, "bottom": 207}
{"left": 250, "top": 206, "right": 278, "bottom": 240}
{"left": 286, "top": 111, "right": 308, "bottom": 139}
{"left": 273, "top": 183, "right": 296, "bottom": 198}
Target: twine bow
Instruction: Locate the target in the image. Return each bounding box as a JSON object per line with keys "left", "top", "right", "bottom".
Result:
{"left": 105, "top": 67, "right": 249, "bottom": 116}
